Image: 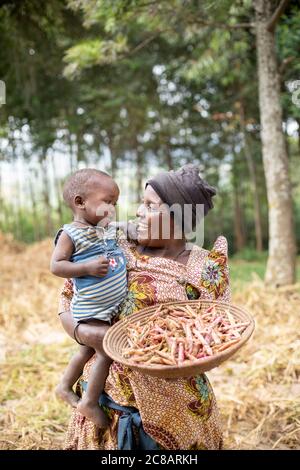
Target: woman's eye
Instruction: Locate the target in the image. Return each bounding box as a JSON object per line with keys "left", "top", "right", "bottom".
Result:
{"left": 141, "top": 200, "right": 158, "bottom": 212}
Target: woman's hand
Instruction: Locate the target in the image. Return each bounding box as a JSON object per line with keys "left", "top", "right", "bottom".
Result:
{"left": 110, "top": 220, "right": 138, "bottom": 241}
{"left": 84, "top": 256, "right": 109, "bottom": 277}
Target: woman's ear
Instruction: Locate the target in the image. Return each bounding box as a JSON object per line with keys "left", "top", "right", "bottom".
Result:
{"left": 74, "top": 195, "right": 85, "bottom": 209}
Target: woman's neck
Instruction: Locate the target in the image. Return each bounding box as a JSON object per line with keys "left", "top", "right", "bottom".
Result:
{"left": 138, "top": 239, "right": 188, "bottom": 261}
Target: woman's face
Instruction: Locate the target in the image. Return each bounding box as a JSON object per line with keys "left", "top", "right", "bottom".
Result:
{"left": 136, "top": 185, "right": 176, "bottom": 247}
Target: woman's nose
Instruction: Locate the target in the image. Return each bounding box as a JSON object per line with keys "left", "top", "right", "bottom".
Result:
{"left": 136, "top": 203, "right": 145, "bottom": 218}
{"left": 109, "top": 204, "right": 116, "bottom": 215}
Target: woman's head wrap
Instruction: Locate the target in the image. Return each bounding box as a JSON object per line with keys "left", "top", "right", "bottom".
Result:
{"left": 146, "top": 164, "right": 217, "bottom": 233}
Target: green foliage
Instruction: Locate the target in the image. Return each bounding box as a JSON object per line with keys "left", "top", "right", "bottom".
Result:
{"left": 232, "top": 248, "right": 268, "bottom": 262}
{"left": 64, "top": 36, "right": 128, "bottom": 77}
{"left": 0, "top": 0, "right": 299, "bottom": 257}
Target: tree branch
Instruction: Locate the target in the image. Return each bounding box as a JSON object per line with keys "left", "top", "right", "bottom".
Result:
{"left": 127, "top": 29, "right": 169, "bottom": 56}
{"left": 118, "top": 15, "right": 254, "bottom": 61}
{"left": 267, "top": 0, "right": 291, "bottom": 32}
{"left": 192, "top": 19, "right": 254, "bottom": 30}
{"left": 279, "top": 56, "right": 294, "bottom": 75}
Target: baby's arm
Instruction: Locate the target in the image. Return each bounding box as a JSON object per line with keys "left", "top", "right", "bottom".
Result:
{"left": 51, "top": 231, "right": 109, "bottom": 278}
{"left": 51, "top": 231, "right": 85, "bottom": 278}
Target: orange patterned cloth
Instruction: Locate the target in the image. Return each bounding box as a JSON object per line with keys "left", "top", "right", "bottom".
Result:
{"left": 59, "top": 236, "right": 231, "bottom": 450}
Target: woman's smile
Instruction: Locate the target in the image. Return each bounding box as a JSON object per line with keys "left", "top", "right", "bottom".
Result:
{"left": 136, "top": 220, "right": 148, "bottom": 232}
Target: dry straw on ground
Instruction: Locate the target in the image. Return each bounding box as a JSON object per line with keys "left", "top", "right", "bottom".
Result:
{"left": 0, "top": 232, "right": 299, "bottom": 449}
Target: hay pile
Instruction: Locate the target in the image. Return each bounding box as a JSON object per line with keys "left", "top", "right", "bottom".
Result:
{"left": 0, "top": 231, "right": 25, "bottom": 255}
{"left": 0, "top": 234, "right": 63, "bottom": 339}
{"left": 210, "top": 277, "right": 300, "bottom": 449}
{"left": 0, "top": 342, "right": 74, "bottom": 450}
{"left": 0, "top": 234, "right": 299, "bottom": 449}
{"left": 0, "top": 232, "right": 71, "bottom": 449}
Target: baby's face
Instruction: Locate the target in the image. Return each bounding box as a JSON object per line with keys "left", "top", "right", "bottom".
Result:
{"left": 84, "top": 177, "right": 119, "bottom": 227}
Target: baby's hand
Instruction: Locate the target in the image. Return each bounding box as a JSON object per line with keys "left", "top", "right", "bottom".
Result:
{"left": 84, "top": 256, "right": 109, "bottom": 277}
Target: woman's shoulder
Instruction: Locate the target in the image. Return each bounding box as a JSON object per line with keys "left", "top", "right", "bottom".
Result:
{"left": 188, "top": 235, "right": 230, "bottom": 301}
{"left": 191, "top": 235, "right": 228, "bottom": 258}
{"left": 211, "top": 235, "right": 228, "bottom": 255}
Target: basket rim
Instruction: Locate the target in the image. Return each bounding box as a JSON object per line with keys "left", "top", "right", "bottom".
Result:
{"left": 103, "top": 299, "right": 255, "bottom": 376}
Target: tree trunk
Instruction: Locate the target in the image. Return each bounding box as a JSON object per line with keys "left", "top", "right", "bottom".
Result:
{"left": 232, "top": 152, "right": 246, "bottom": 252}
{"left": 0, "top": 165, "right": 2, "bottom": 209}
{"left": 165, "top": 144, "right": 174, "bottom": 170}
{"left": 245, "top": 145, "right": 264, "bottom": 252}
{"left": 136, "top": 146, "right": 144, "bottom": 204}
{"left": 296, "top": 118, "right": 300, "bottom": 154}
{"left": 15, "top": 161, "right": 23, "bottom": 240}
{"left": 40, "top": 152, "right": 53, "bottom": 236}
{"left": 50, "top": 154, "right": 64, "bottom": 226}
{"left": 239, "top": 101, "right": 264, "bottom": 252}
{"left": 110, "top": 148, "right": 117, "bottom": 178}
{"left": 76, "top": 129, "right": 85, "bottom": 164}
{"left": 254, "top": 0, "right": 296, "bottom": 285}
{"left": 28, "top": 169, "right": 40, "bottom": 241}
{"left": 106, "top": 131, "right": 117, "bottom": 178}
{"left": 68, "top": 131, "right": 77, "bottom": 173}
{"left": 233, "top": 188, "right": 246, "bottom": 252}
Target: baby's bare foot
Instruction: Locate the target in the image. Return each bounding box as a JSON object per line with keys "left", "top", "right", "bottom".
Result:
{"left": 55, "top": 384, "right": 80, "bottom": 408}
{"left": 77, "top": 399, "right": 109, "bottom": 428}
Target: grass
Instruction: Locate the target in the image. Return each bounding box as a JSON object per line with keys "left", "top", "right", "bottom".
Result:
{"left": 0, "top": 232, "right": 299, "bottom": 450}
{"left": 230, "top": 260, "right": 267, "bottom": 288}
{"left": 230, "top": 254, "right": 300, "bottom": 291}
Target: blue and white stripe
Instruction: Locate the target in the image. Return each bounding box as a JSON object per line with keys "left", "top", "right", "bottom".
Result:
{"left": 63, "top": 223, "right": 127, "bottom": 323}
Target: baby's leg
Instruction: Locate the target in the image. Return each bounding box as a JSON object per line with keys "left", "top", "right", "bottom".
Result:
{"left": 56, "top": 345, "right": 94, "bottom": 407}
{"left": 75, "top": 321, "right": 112, "bottom": 428}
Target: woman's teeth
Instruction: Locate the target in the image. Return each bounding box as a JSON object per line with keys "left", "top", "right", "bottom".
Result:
{"left": 137, "top": 222, "right": 148, "bottom": 231}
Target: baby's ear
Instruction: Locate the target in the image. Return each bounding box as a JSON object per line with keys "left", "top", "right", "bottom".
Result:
{"left": 74, "top": 195, "right": 85, "bottom": 208}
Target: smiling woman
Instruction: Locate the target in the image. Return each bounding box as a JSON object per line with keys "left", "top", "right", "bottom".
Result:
{"left": 58, "top": 165, "right": 230, "bottom": 450}
{"left": 135, "top": 184, "right": 186, "bottom": 253}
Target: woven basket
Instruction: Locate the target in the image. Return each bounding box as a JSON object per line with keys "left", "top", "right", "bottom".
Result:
{"left": 103, "top": 300, "right": 255, "bottom": 378}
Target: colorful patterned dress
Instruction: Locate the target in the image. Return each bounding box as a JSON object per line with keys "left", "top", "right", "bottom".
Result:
{"left": 59, "top": 235, "right": 231, "bottom": 450}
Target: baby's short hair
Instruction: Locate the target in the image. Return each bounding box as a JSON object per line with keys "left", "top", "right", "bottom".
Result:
{"left": 63, "top": 168, "right": 110, "bottom": 208}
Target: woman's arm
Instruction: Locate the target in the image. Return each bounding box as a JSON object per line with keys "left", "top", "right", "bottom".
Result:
{"left": 111, "top": 220, "right": 138, "bottom": 242}
{"left": 58, "top": 279, "right": 75, "bottom": 339}
{"left": 58, "top": 278, "right": 74, "bottom": 314}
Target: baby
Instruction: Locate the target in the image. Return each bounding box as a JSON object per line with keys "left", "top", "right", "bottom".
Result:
{"left": 51, "top": 169, "right": 127, "bottom": 428}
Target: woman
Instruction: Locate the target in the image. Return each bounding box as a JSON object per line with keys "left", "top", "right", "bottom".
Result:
{"left": 58, "top": 164, "right": 230, "bottom": 450}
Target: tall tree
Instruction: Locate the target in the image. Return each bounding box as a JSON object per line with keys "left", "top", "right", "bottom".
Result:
{"left": 254, "top": 0, "right": 296, "bottom": 285}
